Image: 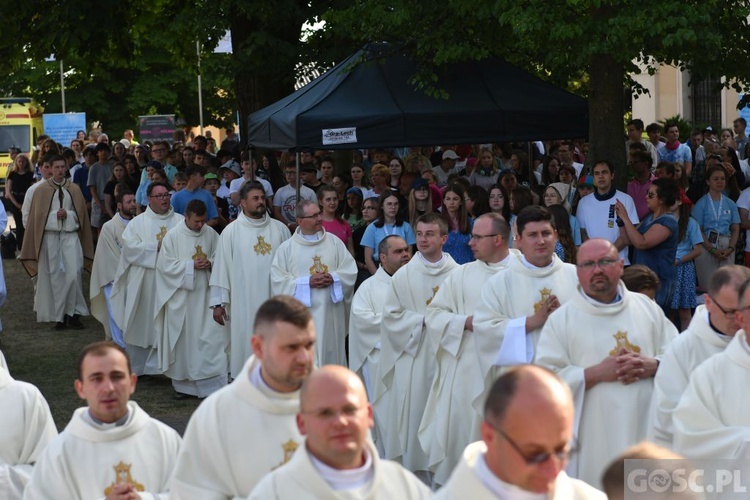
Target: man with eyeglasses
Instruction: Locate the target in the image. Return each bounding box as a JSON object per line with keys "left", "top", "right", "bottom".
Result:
{"left": 248, "top": 365, "right": 429, "bottom": 499}
{"left": 536, "top": 238, "right": 676, "bottom": 489}
{"left": 148, "top": 140, "right": 177, "bottom": 183}
{"left": 373, "top": 212, "right": 458, "bottom": 482}
{"left": 435, "top": 365, "right": 606, "bottom": 499}
{"left": 271, "top": 200, "right": 357, "bottom": 367}
{"left": 420, "top": 213, "right": 515, "bottom": 487}
{"left": 649, "top": 265, "right": 750, "bottom": 450}
{"left": 672, "top": 274, "right": 750, "bottom": 460}
{"left": 109, "top": 181, "right": 183, "bottom": 376}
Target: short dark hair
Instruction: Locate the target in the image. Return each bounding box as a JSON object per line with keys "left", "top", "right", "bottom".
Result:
{"left": 651, "top": 178, "right": 678, "bottom": 206}
{"left": 77, "top": 341, "right": 131, "bottom": 380}
{"left": 62, "top": 148, "right": 76, "bottom": 160}
{"left": 95, "top": 142, "right": 111, "bottom": 152}
{"left": 621, "top": 265, "right": 660, "bottom": 294}
{"left": 735, "top": 117, "right": 747, "bottom": 128}
{"left": 592, "top": 160, "right": 615, "bottom": 175}
{"left": 146, "top": 181, "right": 170, "bottom": 197}
{"left": 631, "top": 150, "right": 651, "bottom": 164}
{"left": 253, "top": 295, "right": 312, "bottom": 333}
{"left": 115, "top": 188, "right": 134, "bottom": 206}
{"left": 185, "top": 199, "right": 207, "bottom": 217}
{"left": 516, "top": 205, "right": 554, "bottom": 237}
{"left": 239, "top": 180, "right": 266, "bottom": 200}
{"left": 628, "top": 141, "right": 647, "bottom": 152}
{"left": 646, "top": 123, "right": 661, "bottom": 134}
{"left": 47, "top": 154, "right": 65, "bottom": 165}
{"left": 654, "top": 161, "right": 675, "bottom": 177}
{"left": 185, "top": 165, "right": 207, "bottom": 178}
{"left": 417, "top": 212, "right": 449, "bottom": 236}
{"left": 627, "top": 118, "right": 645, "bottom": 131}
{"left": 664, "top": 120, "right": 679, "bottom": 133}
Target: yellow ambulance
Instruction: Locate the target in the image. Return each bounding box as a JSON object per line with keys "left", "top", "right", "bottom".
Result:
{"left": 0, "top": 97, "right": 44, "bottom": 184}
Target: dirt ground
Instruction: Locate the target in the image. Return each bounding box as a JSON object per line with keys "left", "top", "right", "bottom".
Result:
{"left": 0, "top": 252, "right": 201, "bottom": 434}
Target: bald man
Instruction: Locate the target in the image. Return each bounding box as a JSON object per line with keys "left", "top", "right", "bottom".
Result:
{"left": 435, "top": 365, "right": 605, "bottom": 499}
{"left": 248, "top": 366, "right": 429, "bottom": 499}
{"left": 535, "top": 239, "right": 676, "bottom": 488}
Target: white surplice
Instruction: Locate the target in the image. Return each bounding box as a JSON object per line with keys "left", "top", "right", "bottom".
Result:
{"left": 672, "top": 331, "right": 750, "bottom": 459}
{"left": 247, "top": 439, "right": 430, "bottom": 500}
{"left": 90, "top": 214, "right": 129, "bottom": 341}
{"left": 535, "top": 284, "right": 677, "bottom": 489}
{"left": 271, "top": 228, "right": 357, "bottom": 367}
{"left": 433, "top": 441, "right": 606, "bottom": 500}
{"left": 109, "top": 207, "right": 183, "bottom": 375}
{"left": 154, "top": 221, "right": 227, "bottom": 397}
{"left": 419, "top": 256, "right": 512, "bottom": 486}
{"left": 648, "top": 305, "right": 731, "bottom": 448}
{"left": 209, "top": 213, "right": 290, "bottom": 378}
{"left": 0, "top": 366, "right": 57, "bottom": 500}
{"left": 170, "top": 356, "right": 304, "bottom": 500}
{"left": 472, "top": 255, "right": 578, "bottom": 413}
{"left": 372, "top": 252, "right": 458, "bottom": 472}
{"left": 24, "top": 402, "right": 181, "bottom": 500}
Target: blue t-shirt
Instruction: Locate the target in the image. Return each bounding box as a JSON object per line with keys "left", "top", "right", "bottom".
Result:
{"left": 657, "top": 143, "right": 692, "bottom": 164}
{"left": 444, "top": 219, "right": 475, "bottom": 264}
{"left": 170, "top": 188, "right": 218, "bottom": 220}
{"left": 570, "top": 214, "right": 582, "bottom": 246}
{"left": 360, "top": 220, "right": 417, "bottom": 260}
{"left": 691, "top": 194, "right": 740, "bottom": 235}
{"left": 675, "top": 217, "right": 704, "bottom": 261}
{"left": 633, "top": 212, "right": 678, "bottom": 308}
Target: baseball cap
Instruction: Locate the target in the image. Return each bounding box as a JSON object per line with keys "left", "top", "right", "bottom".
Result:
{"left": 219, "top": 159, "right": 242, "bottom": 177}
{"left": 204, "top": 173, "right": 219, "bottom": 181}
{"left": 442, "top": 150, "right": 459, "bottom": 160}
{"left": 346, "top": 187, "right": 363, "bottom": 197}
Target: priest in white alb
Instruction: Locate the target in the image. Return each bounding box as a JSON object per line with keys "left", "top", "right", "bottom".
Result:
{"left": 209, "top": 181, "right": 290, "bottom": 379}
{"left": 248, "top": 366, "right": 429, "bottom": 500}
{"left": 373, "top": 213, "right": 458, "bottom": 477}
{"left": 90, "top": 189, "right": 137, "bottom": 345}
{"left": 170, "top": 296, "right": 315, "bottom": 499}
{"left": 434, "top": 366, "right": 606, "bottom": 500}
{"left": 155, "top": 200, "right": 227, "bottom": 398}
{"left": 0, "top": 364, "right": 57, "bottom": 500}
{"left": 24, "top": 342, "right": 181, "bottom": 499}
{"left": 648, "top": 265, "right": 750, "bottom": 448}
{"left": 472, "top": 205, "right": 578, "bottom": 414}
{"left": 109, "top": 182, "right": 183, "bottom": 375}
{"left": 420, "top": 213, "right": 515, "bottom": 486}
{"left": 535, "top": 239, "right": 677, "bottom": 488}
{"left": 271, "top": 200, "right": 356, "bottom": 367}
{"left": 672, "top": 279, "right": 750, "bottom": 459}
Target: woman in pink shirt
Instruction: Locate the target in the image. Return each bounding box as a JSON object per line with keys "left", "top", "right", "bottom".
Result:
{"left": 319, "top": 184, "right": 355, "bottom": 257}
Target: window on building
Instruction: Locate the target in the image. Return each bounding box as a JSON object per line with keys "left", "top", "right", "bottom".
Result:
{"left": 692, "top": 75, "right": 722, "bottom": 126}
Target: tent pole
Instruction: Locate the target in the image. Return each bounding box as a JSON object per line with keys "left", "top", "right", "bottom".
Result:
{"left": 295, "top": 152, "right": 301, "bottom": 206}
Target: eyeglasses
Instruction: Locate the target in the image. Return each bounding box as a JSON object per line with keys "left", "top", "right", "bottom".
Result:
{"left": 487, "top": 421, "right": 574, "bottom": 465}
{"left": 470, "top": 233, "right": 499, "bottom": 240}
{"left": 577, "top": 258, "right": 618, "bottom": 270}
{"left": 709, "top": 294, "right": 739, "bottom": 317}
{"left": 298, "top": 211, "right": 322, "bottom": 219}
{"left": 149, "top": 193, "right": 172, "bottom": 200}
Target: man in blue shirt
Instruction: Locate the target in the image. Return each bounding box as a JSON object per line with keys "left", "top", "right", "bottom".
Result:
{"left": 170, "top": 165, "right": 219, "bottom": 227}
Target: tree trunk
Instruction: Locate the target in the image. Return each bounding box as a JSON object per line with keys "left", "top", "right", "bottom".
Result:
{"left": 588, "top": 53, "right": 627, "bottom": 192}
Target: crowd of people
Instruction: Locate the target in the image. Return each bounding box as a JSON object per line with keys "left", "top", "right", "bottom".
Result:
{"left": 4, "top": 119, "right": 750, "bottom": 498}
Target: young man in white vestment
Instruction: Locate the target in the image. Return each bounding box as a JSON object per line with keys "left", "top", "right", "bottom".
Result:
{"left": 19, "top": 154, "right": 94, "bottom": 330}
{"left": 672, "top": 278, "right": 750, "bottom": 459}
{"left": 271, "top": 200, "right": 357, "bottom": 367}
{"left": 24, "top": 342, "right": 181, "bottom": 499}
{"left": 372, "top": 212, "right": 458, "bottom": 479}
{"left": 90, "top": 189, "right": 137, "bottom": 346}
{"left": 434, "top": 365, "right": 606, "bottom": 499}
{"left": 472, "top": 206, "right": 578, "bottom": 415}
{"left": 420, "top": 213, "right": 515, "bottom": 487}
{"left": 209, "top": 181, "right": 290, "bottom": 379}
{"left": 109, "top": 182, "right": 183, "bottom": 375}
{"left": 648, "top": 265, "right": 750, "bottom": 448}
{"left": 535, "top": 239, "right": 677, "bottom": 488}
{"left": 170, "top": 295, "right": 315, "bottom": 499}
{"left": 154, "top": 199, "right": 227, "bottom": 398}
{"left": 248, "top": 365, "right": 430, "bottom": 499}
{"left": 0, "top": 363, "right": 57, "bottom": 500}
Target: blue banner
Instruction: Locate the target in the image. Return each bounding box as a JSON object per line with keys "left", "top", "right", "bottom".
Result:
{"left": 43, "top": 113, "right": 86, "bottom": 145}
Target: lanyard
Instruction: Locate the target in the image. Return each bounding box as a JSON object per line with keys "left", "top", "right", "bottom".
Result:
{"left": 709, "top": 195, "right": 725, "bottom": 226}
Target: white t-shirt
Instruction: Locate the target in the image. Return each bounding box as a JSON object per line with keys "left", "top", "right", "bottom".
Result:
{"left": 229, "top": 177, "right": 274, "bottom": 198}
{"left": 577, "top": 189, "right": 639, "bottom": 265}
{"left": 272, "top": 184, "right": 317, "bottom": 223}
{"left": 736, "top": 186, "right": 750, "bottom": 252}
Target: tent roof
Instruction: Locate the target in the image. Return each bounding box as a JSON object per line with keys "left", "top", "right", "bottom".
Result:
{"left": 247, "top": 44, "right": 588, "bottom": 150}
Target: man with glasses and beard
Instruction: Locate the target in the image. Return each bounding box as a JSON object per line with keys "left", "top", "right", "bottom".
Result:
{"left": 535, "top": 239, "right": 676, "bottom": 489}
